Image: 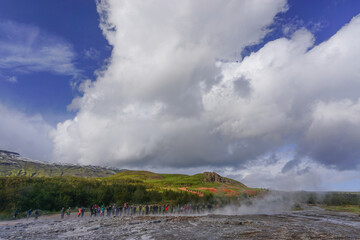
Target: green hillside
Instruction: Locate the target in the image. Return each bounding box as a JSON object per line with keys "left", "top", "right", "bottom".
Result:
{"left": 109, "top": 170, "right": 256, "bottom": 197}
{"left": 0, "top": 151, "right": 121, "bottom": 178}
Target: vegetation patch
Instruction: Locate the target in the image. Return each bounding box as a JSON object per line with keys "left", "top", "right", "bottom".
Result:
{"left": 178, "top": 187, "right": 204, "bottom": 197}
{"left": 198, "top": 187, "right": 218, "bottom": 193}
{"left": 243, "top": 190, "right": 258, "bottom": 196}
{"left": 222, "top": 189, "right": 238, "bottom": 196}
{"left": 323, "top": 205, "right": 360, "bottom": 214}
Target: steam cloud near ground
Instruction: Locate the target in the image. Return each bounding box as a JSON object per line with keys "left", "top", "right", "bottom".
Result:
{"left": 214, "top": 191, "right": 344, "bottom": 216}
{"left": 218, "top": 192, "right": 299, "bottom": 215}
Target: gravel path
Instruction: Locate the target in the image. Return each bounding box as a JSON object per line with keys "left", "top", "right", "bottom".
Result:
{"left": 1, "top": 210, "right": 359, "bottom": 239}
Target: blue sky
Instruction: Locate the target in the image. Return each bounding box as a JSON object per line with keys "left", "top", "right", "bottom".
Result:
{"left": 0, "top": 0, "right": 111, "bottom": 125}
{"left": 243, "top": 0, "right": 360, "bottom": 56}
{"left": 1, "top": 0, "right": 360, "bottom": 190}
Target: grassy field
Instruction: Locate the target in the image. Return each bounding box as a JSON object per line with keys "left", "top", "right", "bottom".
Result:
{"left": 108, "top": 170, "right": 261, "bottom": 197}
{"left": 323, "top": 205, "right": 360, "bottom": 214}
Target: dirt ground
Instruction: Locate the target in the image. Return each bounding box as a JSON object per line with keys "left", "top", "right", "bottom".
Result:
{"left": 1, "top": 209, "right": 359, "bottom": 239}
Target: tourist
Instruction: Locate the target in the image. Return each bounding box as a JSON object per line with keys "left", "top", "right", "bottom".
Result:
{"left": 112, "top": 204, "right": 116, "bottom": 216}
{"left": 27, "top": 208, "right": 32, "bottom": 219}
{"left": 61, "top": 207, "right": 65, "bottom": 219}
{"left": 101, "top": 205, "right": 105, "bottom": 216}
{"left": 108, "top": 206, "right": 112, "bottom": 216}
{"left": 152, "top": 205, "right": 155, "bottom": 215}
{"left": 13, "top": 209, "right": 18, "bottom": 219}
{"left": 90, "top": 205, "right": 94, "bottom": 217}
{"left": 145, "top": 205, "right": 149, "bottom": 215}
{"left": 116, "top": 206, "right": 120, "bottom": 216}
{"left": 67, "top": 207, "right": 71, "bottom": 218}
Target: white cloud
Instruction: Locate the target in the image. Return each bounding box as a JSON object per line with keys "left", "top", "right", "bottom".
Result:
{"left": 53, "top": 0, "right": 287, "bottom": 166}
{"left": 51, "top": 1, "right": 360, "bottom": 189}
{"left": 6, "top": 76, "right": 17, "bottom": 83}
{"left": 83, "top": 48, "right": 100, "bottom": 59}
{"left": 0, "top": 104, "right": 54, "bottom": 161}
{"left": 0, "top": 21, "right": 79, "bottom": 76}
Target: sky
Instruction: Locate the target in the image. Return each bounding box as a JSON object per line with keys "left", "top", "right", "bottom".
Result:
{"left": 1, "top": 0, "right": 360, "bottom": 191}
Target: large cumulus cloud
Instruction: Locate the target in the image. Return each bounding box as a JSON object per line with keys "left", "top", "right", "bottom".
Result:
{"left": 204, "top": 16, "right": 360, "bottom": 171}
{"left": 52, "top": 0, "right": 287, "bottom": 166}
{"left": 52, "top": 0, "right": 360, "bottom": 174}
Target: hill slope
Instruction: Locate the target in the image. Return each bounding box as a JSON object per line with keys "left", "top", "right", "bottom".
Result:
{"left": 110, "top": 170, "right": 256, "bottom": 197}
{"left": 0, "top": 150, "right": 121, "bottom": 178}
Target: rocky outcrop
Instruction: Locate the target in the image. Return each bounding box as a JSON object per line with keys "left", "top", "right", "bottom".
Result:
{"left": 203, "top": 172, "right": 232, "bottom": 184}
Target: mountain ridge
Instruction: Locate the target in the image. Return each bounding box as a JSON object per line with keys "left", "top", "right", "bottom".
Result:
{"left": 0, "top": 151, "right": 122, "bottom": 178}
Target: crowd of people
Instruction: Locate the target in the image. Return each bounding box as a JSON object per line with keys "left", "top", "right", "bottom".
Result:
{"left": 12, "top": 208, "right": 41, "bottom": 220}
{"left": 13, "top": 203, "right": 217, "bottom": 220}
{"left": 87, "top": 203, "right": 215, "bottom": 217}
